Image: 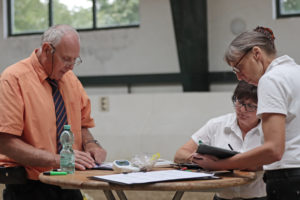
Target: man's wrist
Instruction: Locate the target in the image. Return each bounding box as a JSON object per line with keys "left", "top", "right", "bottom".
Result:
{"left": 84, "top": 139, "right": 101, "bottom": 148}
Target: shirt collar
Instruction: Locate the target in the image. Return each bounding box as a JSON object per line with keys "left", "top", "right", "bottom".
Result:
{"left": 31, "top": 49, "right": 49, "bottom": 83}
{"left": 223, "top": 113, "right": 261, "bottom": 138}
{"left": 265, "top": 55, "right": 295, "bottom": 73}
{"left": 224, "top": 114, "right": 239, "bottom": 135}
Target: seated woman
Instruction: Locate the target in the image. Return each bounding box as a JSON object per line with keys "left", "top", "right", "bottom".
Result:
{"left": 174, "top": 81, "right": 266, "bottom": 200}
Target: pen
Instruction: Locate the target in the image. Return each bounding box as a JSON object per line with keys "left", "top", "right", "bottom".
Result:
{"left": 43, "top": 171, "right": 68, "bottom": 176}
{"left": 228, "top": 144, "right": 234, "bottom": 151}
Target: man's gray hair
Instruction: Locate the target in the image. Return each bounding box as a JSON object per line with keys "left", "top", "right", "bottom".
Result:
{"left": 41, "top": 24, "right": 79, "bottom": 46}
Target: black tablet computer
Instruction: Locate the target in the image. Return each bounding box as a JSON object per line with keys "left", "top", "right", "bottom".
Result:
{"left": 172, "top": 163, "right": 203, "bottom": 169}
{"left": 196, "top": 143, "right": 239, "bottom": 159}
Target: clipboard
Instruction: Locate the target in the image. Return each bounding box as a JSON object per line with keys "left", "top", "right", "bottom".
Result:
{"left": 196, "top": 143, "right": 239, "bottom": 159}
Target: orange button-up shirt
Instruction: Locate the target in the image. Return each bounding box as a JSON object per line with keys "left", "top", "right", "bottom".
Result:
{"left": 0, "top": 50, "right": 95, "bottom": 180}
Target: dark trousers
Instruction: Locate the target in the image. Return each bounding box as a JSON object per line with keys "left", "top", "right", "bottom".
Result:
{"left": 3, "top": 180, "right": 83, "bottom": 200}
{"left": 264, "top": 168, "right": 300, "bottom": 200}
{"left": 213, "top": 195, "right": 266, "bottom": 200}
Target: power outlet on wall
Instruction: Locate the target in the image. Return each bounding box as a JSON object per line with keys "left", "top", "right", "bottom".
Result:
{"left": 99, "top": 97, "right": 109, "bottom": 112}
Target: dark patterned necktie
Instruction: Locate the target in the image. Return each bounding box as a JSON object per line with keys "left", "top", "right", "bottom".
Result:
{"left": 47, "top": 78, "right": 68, "bottom": 153}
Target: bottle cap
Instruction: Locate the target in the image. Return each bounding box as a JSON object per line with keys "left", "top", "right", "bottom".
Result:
{"left": 64, "top": 125, "right": 71, "bottom": 130}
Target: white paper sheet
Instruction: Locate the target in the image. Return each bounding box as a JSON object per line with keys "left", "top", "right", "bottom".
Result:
{"left": 92, "top": 170, "right": 217, "bottom": 185}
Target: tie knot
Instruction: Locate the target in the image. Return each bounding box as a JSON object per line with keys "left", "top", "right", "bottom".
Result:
{"left": 47, "top": 78, "right": 58, "bottom": 88}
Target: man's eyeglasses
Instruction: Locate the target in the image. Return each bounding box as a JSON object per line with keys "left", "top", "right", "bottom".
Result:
{"left": 50, "top": 44, "right": 82, "bottom": 66}
{"left": 232, "top": 97, "right": 257, "bottom": 112}
{"left": 232, "top": 48, "right": 252, "bottom": 74}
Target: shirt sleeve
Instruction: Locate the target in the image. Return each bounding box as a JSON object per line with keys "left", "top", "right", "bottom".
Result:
{"left": 0, "top": 75, "right": 24, "bottom": 135}
{"left": 191, "top": 119, "right": 215, "bottom": 146}
{"left": 257, "top": 75, "right": 289, "bottom": 117}
{"left": 77, "top": 79, "right": 95, "bottom": 128}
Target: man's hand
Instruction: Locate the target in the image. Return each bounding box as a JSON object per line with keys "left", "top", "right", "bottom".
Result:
{"left": 74, "top": 150, "right": 95, "bottom": 170}
{"left": 81, "top": 128, "right": 107, "bottom": 166}
{"left": 84, "top": 143, "right": 107, "bottom": 165}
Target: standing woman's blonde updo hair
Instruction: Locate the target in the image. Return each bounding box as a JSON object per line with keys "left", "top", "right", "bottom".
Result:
{"left": 224, "top": 26, "right": 277, "bottom": 65}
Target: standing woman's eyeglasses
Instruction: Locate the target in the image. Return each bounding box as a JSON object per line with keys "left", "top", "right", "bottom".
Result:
{"left": 232, "top": 48, "right": 252, "bottom": 74}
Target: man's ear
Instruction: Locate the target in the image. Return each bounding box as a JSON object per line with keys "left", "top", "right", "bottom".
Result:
{"left": 42, "top": 43, "right": 54, "bottom": 55}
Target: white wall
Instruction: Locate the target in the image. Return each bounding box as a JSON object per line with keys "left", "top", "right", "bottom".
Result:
{"left": 209, "top": 0, "right": 300, "bottom": 91}
{"left": 88, "top": 93, "right": 234, "bottom": 161}
{"left": 0, "top": 0, "right": 179, "bottom": 76}
{"left": 208, "top": 0, "right": 300, "bottom": 72}
{"left": 2, "top": 0, "right": 300, "bottom": 92}
{"left": 77, "top": 0, "right": 180, "bottom": 76}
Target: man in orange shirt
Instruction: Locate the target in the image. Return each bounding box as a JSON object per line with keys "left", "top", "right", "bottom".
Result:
{"left": 0, "top": 24, "right": 107, "bottom": 199}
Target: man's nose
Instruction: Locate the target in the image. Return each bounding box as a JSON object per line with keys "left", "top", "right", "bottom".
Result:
{"left": 67, "top": 64, "right": 74, "bottom": 70}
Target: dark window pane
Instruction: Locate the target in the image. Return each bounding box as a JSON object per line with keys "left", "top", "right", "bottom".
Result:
{"left": 96, "top": 0, "right": 139, "bottom": 28}
{"left": 11, "top": 0, "right": 48, "bottom": 34}
{"left": 53, "top": 0, "right": 93, "bottom": 29}
{"left": 280, "top": 0, "right": 300, "bottom": 15}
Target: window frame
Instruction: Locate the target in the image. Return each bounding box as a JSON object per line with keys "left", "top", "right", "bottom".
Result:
{"left": 276, "top": 0, "right": 300, "bottom": 18}
{"left": 7, "top": 0, "right": 139, "bottom": 37}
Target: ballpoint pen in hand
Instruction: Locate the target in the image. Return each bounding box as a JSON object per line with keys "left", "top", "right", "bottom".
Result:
{"left": 228, "top": 144, "right": 234, "bottom": 151}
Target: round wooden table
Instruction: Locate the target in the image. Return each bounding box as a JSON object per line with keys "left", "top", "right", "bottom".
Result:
{"left": 39, "top": 169, "right": 256, "bottom": 200}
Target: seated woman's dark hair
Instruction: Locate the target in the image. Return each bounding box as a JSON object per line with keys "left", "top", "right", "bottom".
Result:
{"left": 232, "top": 81, "right": 257, "bottom": 103}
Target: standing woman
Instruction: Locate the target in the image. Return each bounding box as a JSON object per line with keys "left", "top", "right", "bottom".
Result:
{"left": 193, "top": 26, "right": 300, "bottom": 200}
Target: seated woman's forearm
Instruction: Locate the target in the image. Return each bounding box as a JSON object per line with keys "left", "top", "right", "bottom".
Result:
{"left": 174, "top": 139, "right": 198, "bottom": 163}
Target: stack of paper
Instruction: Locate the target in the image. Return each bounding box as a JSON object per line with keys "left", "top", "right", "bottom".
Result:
{"left": 91, "top": 170, "right": 218, "bottom": 185}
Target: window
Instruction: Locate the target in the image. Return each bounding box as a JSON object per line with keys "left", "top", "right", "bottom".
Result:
{"left": 276, "top": 0, "right": 300, "bottom": 18}
{"left": 7, "top": 0, "right": 139, "bottom": 36}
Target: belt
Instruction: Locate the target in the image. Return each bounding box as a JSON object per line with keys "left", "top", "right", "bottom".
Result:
{"left": 264, "top": 168, "right": 300, "bottom": 179}
{"left": 0, "top": 166, "right": 27, "bottom": 184}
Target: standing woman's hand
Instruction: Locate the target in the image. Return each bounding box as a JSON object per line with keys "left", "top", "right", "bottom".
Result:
{"left": 192, "top": 153, "right": 219, "bottom": 170}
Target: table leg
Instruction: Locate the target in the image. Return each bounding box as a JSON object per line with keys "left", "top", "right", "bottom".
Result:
{"left": 116, "top": 190, "right": 128, "bottom": 200}
{"left": 172, "top": 191, "right": 185, "bottom": 200}
{"left": 103, "top": 190, "right": 116, "bottom": 200}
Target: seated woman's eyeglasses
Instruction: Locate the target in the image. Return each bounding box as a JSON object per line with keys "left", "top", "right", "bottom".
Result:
{"left": 232, "top": 97, "right": 257, "bottom": 112}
